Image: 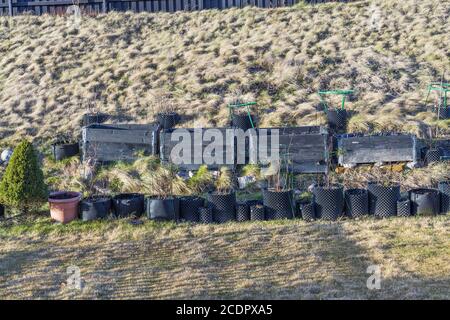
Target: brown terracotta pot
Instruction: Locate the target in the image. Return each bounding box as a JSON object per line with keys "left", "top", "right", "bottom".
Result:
{"left": 49, "top": 191, "right": 82, "bottom": 224}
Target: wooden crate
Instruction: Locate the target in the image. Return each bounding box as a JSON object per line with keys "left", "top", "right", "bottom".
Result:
{"left": 337, "top": 134, "right": 418, "bottom": 166}
{"left": 82, "top": 123, "right": 160, "bottom": 162}
{"left": 160, "top": 128, "right": 236, "bottom": 171}
{"left": 251, "top": 126, "right": 329, "bottom": 174}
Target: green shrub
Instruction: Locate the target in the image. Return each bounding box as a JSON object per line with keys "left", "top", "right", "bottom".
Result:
{"left": 0, "top": 140, "right": 48, "bottom": 213}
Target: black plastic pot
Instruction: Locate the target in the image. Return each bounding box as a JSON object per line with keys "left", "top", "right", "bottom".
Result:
{"left": 312, "top": 185, "right": 344, "bottom": 221}
{"left": 300, "top": 203, "right": 315, "bottom": 222}
{"left": 397, "top": 199, "right": 411, "bottom": 217}
{"left": 179, "top": 196, "right": 204, "bottom": 222}
{"left": 439, "top": 181, "right": 450, "bottom": 214}
{"left": 147, "top": 197, "right": 180, "bottom": 221}
{"left": 208, "top": 192, "right": 236, "bottom": 223}
{"left": 157, "top": 112, "right": 179, "bottom": 129}
{"left": 368, "top": 183, "right": 400, "bottom": 218}
{"left": 327, "top": 109, "right": 347, "bottom": 133}
{"left": 82, "top": 113, "right": 109, "bottom": 126}
{"left": 231, "top": 113, "right": 255, "bottom": 131}
{"left": 425, "top": 148, "right": 443, "bottom": 164}
{"left": 0, "top": 204, "right": 4, "bottom": 219}
{"left": 250, "top": 204, "right": 265, "bottom": 221}
{"left": 112, "top": 193, "right": 144, "bottom": 217}
{"left": 52, "top": 141, "right": 79, "bottom": 161}
{"left": 409, "top": 188, "right": 440, "bottom": 216}
{"left": 80, "top": 196, "right": 111, "bottom": 221}
{"left": 344, "top": 188, "right": 369, "bottom": 218}
{"left": 199, "top": 207, "right": 213, "bottom": 224}
{"left": 236, "top": 202, "right": 250, "bottom": 222}
{"left": 262, "top": 189, "right": 295, "bottom": 220}
{"left": 436, "top": 107, "right": 450, "bottom": 120}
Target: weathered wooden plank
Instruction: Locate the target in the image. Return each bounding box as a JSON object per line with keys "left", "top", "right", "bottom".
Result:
{"left": 338, "top": 134, "right": 417, "bottom": 165}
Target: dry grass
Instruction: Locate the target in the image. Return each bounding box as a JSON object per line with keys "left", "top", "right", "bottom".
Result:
{"left": 0, "top": 0, "right": 448, "bottom": 143}
{"left": 0, "top": 215, "right": 448, "bottom": 299}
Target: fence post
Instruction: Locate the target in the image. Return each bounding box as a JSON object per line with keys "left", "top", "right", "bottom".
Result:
{"left": 8, "top": 0, "right": 13, "bottom": 16}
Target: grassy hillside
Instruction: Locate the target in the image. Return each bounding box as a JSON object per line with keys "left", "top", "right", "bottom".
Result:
{"left": 0, "top": 215, "right": 449, "bottom": 299}
{"left": 0, "top": 0, "right": 449, "bottom": 143}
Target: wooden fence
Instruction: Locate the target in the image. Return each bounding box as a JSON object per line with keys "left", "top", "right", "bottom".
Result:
{"left": 0, "top": 0, "right": 298, "bottom": 16}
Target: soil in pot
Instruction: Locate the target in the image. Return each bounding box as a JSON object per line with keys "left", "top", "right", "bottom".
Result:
{"left": 367, "top": 183, "right": 400, "bottom": 218}
{"left": 49, "top": 191, "right": 82, "bottom": 224}
{"left": 250, "top": 204, "right": 265, "bottom": 221}
{"left": 198, "top": 207, "right": 213, "bottom": 224}
{"left": 80, "top": 196, "right": 111, "bottom": 221}
{"left": 231, "top": 113, "right": 255, "bottom": 131}
{"left": 147, "top": 197, "right": 180, "bottom": 221}
{"left": 439, "top": 181, "right": 450, "bottom": 214}
{"left": 52, "top": 141, "right": 79, "bottom": 161}
{"left": 236, "top": 202, "right": 250, "bottom": 222}
{"left": 344, "top": 188, "right": 369, "bottom": 218}
{"left": 208, "top": 192, "right": 236, "bottom": 223}
{"left": 313, "top": 185, "right": 344, "bottom": 221}
{"left": 112, "top": 193, "right": 144, "bottom": 217}
{"left": 157, "top": 112, "right": 179, "bottom": 129}
{"left": 179, "top": 196, "right": 204, "bottom": 222}
{"left": 327, "top": 109, "right": 347, "bottom": 133}
{"left": 263, "top": 189, "right": 295, "bottom": 220}
{"left": 409, "top": 188, "right": 440, "bottom": 216}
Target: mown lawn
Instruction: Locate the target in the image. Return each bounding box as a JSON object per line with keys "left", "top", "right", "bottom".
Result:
{"left": 0, "top": 215, "right": 449, "bottom": 299}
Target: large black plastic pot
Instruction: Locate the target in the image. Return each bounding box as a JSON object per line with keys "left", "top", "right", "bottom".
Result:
{"left": 344, "top": 189, "right": 369, "bottom": 218}
{"left": 327, "top": 109, "right": 347, "bottom": 133}
{"left": 147, "top": 197, "right": 180, "bottom": 221}
{"left": 439, "top": 181, "right": 450, "bottom": 214}
{"left": 112, "top": 193, "right": 144, "bottom": 217}
{"left": 236, "top": 202, "right": 250, "bottom": 222}
{"left": 368, "top": 183, "right": 400, "bottom": 218}
{"left": 199, "top": 207, "right": 213, "bottom": 224}
{"left": 80, "top": 196, "right": 111, "bottom": 221}
{"left": 208, "top": 192, "right": 236, "bottom": 223}
{"left": 397, "top": 199, "right": 411, "bottom": 217}
{"left": 250, "top": 204, "right": 265, "bottom": 221}
{"left": 156, "top": 112, "right": 179, "bottom": 129}
{"left": 409, "top": 188, "right": 440, "bottom": 216}
{"left": 300, "top": 203, "right": 315, "bottom": 222}
{"left": 425, "top": 148, "right": 443, "bottom": 164}
{"left": 231, "top": 113, "right": 255, "bottom": 131}
{"left": 82, "top": 113, "right": 109, "bottom": 126}
{"left": 262, "top": 189, "right": 295, "bottom": 220}
{"left": 312, "top": 185, "right": 344, "bottom": 221}
{"left": 179, "top": 196, "right": 204, "bottom": 222}
{"left": 52, "top": 141, "right": 79, "bottom": 161}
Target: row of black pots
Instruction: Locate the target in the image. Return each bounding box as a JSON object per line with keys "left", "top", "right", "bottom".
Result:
{"left": 77, "top": 181, "right": 449, "bottom": 222}
{"left": 297, "top": 182, "right": 450, "bottom": 221}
